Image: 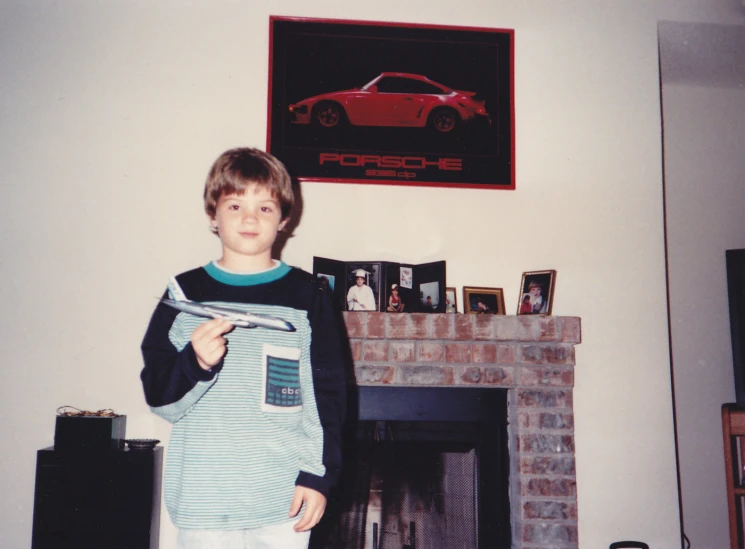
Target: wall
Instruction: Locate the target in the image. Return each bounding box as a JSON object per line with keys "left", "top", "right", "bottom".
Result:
{"left": 1, "top": 1, "right": 743, "bottom": 548}
{"left": 662, "top": 81, "right": 745, "bottom": 548}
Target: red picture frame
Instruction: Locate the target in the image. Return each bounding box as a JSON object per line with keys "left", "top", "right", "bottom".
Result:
{"left": 267, "top": 16, "right": 515, "bottom": 190}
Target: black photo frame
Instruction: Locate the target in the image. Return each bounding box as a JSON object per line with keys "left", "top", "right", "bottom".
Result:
{"left": 313, "top": 257, "right": 446, "bottom": 313}
{"left": 268, "top": 16, "right": 514, "bottom": 190}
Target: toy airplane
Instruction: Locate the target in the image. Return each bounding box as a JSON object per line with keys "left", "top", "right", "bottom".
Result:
{"left": 160, "top": 298, "right": 295, "bottom": 332}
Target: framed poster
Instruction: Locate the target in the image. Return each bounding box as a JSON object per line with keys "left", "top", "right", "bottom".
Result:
{"left": 268, "top": 16, "right": 514, "bottom": 190}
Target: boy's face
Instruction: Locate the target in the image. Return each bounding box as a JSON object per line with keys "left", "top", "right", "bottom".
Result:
{"left": 210, "top": 185, "right": 287, "bottom": 271}
{"left": 356, "top": 276, "right": 365, "bottom": 286}
{"left": 529, "top": 285, "right": 542, "bottom": 297}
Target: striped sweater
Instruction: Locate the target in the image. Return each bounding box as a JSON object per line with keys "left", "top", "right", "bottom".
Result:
{"left": 140, "top": 261, "right": 346, "bottom": 530}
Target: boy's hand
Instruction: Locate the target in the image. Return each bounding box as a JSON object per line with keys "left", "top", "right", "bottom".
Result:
{"left": 288, "top": 486, "right": 327, "bottom": 532}
{"left": 190, "top": 318, "right": 233, "bottom": 371}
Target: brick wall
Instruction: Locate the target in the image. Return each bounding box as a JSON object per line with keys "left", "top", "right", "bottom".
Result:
{"left": 342, "top": 312, "right": 582, "bottom": 549}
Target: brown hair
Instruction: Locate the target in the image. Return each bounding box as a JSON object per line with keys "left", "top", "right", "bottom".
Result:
{"left": 203, "top": 148, "right": 294, "bottom": 222}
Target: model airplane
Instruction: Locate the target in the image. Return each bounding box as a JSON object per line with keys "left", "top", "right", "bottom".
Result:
{"left": 160, "top": 298, "right": 295, "bottom": 332}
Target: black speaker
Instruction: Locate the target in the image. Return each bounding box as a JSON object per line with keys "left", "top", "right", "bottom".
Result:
{"left": 31, "top": 446, "right": 162, "bottom": 549}
{"left": 727, "top": 249, "right": 745, "bottom": 406}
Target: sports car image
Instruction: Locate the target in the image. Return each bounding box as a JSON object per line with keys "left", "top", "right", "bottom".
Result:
{"left": 288, "top": 72, "right": 490, "bottom": 134}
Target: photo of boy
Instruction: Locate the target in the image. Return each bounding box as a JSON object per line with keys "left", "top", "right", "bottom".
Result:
{"left": 469, "top": 294, "right": 497, "bottom": 314}
{"left": 521, "top": 279, "right": 547, "bottom": 314}
{"left": 317, "top": 273, "right": 335, "bottom": 292}
{"left": 386, "top": 283, "right": 404, "bottom": 312}
{"left": 520, "top": 293, "right": 533, "bottom": 314}
{"left": 345, "top": 266, "right": 379, "bottom": 311}
{"left": 140, "top": 148, "right": 347, "bottom": 548}
{"left": 517, "top": 270, "right": 556, "bottom": 315}
{"left": 463, "top": 287, "right": 504, "bottom": 315}
{"left": 418, "top": 281, "right": 440, "bottom": 312}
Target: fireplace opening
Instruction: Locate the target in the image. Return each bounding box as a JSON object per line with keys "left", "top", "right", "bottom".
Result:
{"left": 312, "top": 386, "right": 510, "bottom": 549}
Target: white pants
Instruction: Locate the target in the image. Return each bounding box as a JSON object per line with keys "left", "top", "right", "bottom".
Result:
{"left": 177, "top": 520, "right": 310, "bottom": 549}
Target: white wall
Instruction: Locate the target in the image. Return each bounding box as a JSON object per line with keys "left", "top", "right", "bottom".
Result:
{"left": 1, "top": 1, "right": 743, "bottom": 548}
{"left": 662, "top": 82, "right": 745, "bottom": 548}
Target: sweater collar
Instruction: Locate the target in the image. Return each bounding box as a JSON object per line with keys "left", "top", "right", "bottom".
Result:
{"left": 203, "top": 260, "right": 291, "bottom": 286}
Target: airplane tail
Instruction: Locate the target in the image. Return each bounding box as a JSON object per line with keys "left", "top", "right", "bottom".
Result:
{"left": 167, "top": 276, "right": 189, "bottom": 302}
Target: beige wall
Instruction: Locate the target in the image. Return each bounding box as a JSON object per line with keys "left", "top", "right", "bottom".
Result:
{"left": 662, "top": 82, "right": 745, "bottom": 548}
{"left": 1, "top": 1, "right": 744, "bottom": 548}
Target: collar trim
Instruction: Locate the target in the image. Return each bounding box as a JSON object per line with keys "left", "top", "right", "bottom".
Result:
{"left": 203, "top": 261, "right": 291, "bottom": 286}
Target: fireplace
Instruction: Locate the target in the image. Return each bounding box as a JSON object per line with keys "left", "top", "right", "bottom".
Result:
{"left": 315, "top": 313, "right": 580, "bottom": 549}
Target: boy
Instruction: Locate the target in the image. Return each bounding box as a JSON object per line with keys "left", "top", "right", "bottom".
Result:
{"left": 524, "top": 279, "right": 547, "bottom": 314}
{"left": 345, "top": 269, "right": 375, "bottom": 311}
{"left": 140, "top": 148, "right": 347, "bottom": 549}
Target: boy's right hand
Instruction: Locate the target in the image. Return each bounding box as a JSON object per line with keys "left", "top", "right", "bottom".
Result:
{"left": 190, "top": 318, "right": 234, "bottom": 371}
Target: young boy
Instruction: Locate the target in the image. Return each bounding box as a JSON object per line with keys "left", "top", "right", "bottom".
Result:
{"left": 140, "top": 148, "right": 347, "bottom": 549}
{"left": 524, "top": 279, "right": 547, "bottom": 314}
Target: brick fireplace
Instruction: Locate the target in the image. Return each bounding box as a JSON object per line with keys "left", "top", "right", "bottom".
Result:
{"left": 341, "top": 312, "right": 581, "bottom": 549}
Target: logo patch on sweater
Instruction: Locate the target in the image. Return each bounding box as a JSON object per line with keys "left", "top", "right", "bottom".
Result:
{"left": 261, "top": 344, "right": 302, "bottom": 412}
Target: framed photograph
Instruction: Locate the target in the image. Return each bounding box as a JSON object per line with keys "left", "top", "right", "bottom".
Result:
{"left": 316, "top": 272, "right": 335, "bottom": 292}
{"left": 517, "top": 270, "right": 557, "bottom": 315}
{"left": 445, "top": 287, "right": 458, "bottom": 313}
{"left": 413, "top": 261, "right": 447, "bottom": 313}
{"left": 314, "top": 257, "right": 446, "bottom": 313}
{"left": 267, "top": 16, "right": 514, "bottom": 190}
{"left": 312, "top": 256, "right": 347, "bottom": 309}
{"left": 345, "top": 263, "right": 382, "bottom": 312}
{"left": 463, "top": 287, "right": 505, "bottom": 315}
{"left": 419, "top": 281, "right": 441, "bottom": 312}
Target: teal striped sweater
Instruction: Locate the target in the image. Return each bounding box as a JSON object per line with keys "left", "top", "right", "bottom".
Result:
{"left": 140, "top": 261, "right": 347, "bottom": 530}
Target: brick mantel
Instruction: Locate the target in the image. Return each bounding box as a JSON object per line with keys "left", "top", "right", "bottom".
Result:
{"left": 342, "top": 312, "right": 582, "bottom": 549}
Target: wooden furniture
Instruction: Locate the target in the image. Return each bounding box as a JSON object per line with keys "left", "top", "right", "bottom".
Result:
{"left": 722, "top": 404, "right": 745, "bottom": 549}
{"left": 31, "top": 446, "right": 162, "bottom": 549}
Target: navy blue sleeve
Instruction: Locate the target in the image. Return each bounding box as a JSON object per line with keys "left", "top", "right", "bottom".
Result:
{"left": 140, "top": 291, "right": 219, "bottom": 408}
{"left": 295, "top": 281, "right": 348, "bottom": 496}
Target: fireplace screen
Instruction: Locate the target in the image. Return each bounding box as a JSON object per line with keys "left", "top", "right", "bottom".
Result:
{"left": 315, "top": 428, "right": 479, "bottom": 549}
{"left": 364, "top": 441, "right": 479, "bottom": 549}
{"left": 311, "top": 387, "right": 510, "bottom": 549}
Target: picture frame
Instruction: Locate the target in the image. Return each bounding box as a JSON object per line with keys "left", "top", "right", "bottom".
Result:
{"left": 445, "top": 287, "right": 458, "bottom": 313}
{"left": 313, "top": 257, "right": 446, "bottom": 313}
{"left": 267, "top": 16, "right": 514, "bottom": 190}
{"left": 517, "top": 270, "right": 557, "bottom": 315}
{"left": 345, "top": 262, "right": 383, "bottom": 312}
{"left": 463, "top": 287, "right": 505, "bottom": 315}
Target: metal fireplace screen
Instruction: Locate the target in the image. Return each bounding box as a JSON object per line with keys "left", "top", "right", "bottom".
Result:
{"left": 310, "top": 387, "right": 510, "bottom": 549}
{"left": 364, "top": 440, "right": 478, "bottom": 549}
{"left": 313, "top": 423, "right": 483, "bottom": 549}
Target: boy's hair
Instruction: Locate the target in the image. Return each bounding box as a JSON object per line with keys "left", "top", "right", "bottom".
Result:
{"left": 528, "top": 280, "right": 542, "bottom": 290}
{"left": 204, "top": 147, "right": 294, "bottom": 222}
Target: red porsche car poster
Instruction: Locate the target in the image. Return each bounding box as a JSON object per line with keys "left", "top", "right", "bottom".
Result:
{"left": 267, "top": 17, "right": 514, "bottom": 190}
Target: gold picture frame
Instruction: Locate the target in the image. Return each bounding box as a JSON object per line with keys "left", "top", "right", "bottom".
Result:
{"left": 463, "top": 286, "right": 505, "bottom": 315}
{"left": 517, "top": 270, "right": 556, "bottom": 315}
